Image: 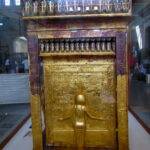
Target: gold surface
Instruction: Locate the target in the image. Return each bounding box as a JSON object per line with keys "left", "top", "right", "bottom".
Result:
{"left": 25, "top": 9, "right": 130, "bottom": 150}
{"left": 59, "top": 93, "right": 105, "bottom": 150}
{"left": 117, "top": 75, "right": 129, "bottom": 150}
{"left": 116, "top": 35, "right": 129, "bottom": 150}
{"left": 30, "top": 94, "right": 43, "bottom": 150}
{"left": 23, "top": 13, "right": 132, "bottom": 20}
{"left": 29, "top": 56, "right": 43, "bottom": 150}
{"left": 43, "top": 56, "right": 117, "bottom": 149}
{"left": 24, "top": 16, "right": 134, "bottom": 34}
{"left": 26, "top": 22, "right": 128, "bottom": 34}
{"left": 39, "top": 52, "right": 116, "bottom": 57}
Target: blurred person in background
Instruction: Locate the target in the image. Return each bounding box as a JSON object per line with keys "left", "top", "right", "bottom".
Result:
{"left": 15, "top": 58, "right": 19, "bottom": 73}
{"left": 22, "top": 56, "right": 29, "bottom": 73}
{"left": 5, "top": 57, "right": 10, "bottom": 73}
{"left": 9, "top": 56, "right": 16, "bottom": 73}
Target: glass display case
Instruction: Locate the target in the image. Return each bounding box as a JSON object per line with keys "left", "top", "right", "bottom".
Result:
{"left": 129, "top": 0, "right": 150, "bottom": 134}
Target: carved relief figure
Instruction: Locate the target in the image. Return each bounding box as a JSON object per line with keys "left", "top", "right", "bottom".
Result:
{"left": 59, "top": 92, "right": 104, "bottom": 149}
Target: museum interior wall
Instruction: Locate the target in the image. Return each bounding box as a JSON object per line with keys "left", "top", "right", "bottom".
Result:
{"left": 0, "top": 1, "right": 30, "bottom": 148}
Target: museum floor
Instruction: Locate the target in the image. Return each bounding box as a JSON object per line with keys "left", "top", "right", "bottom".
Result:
{"left": 0, "top": 103, "right": 30, "bottom": 146}
{"left": 130, "top": 79, "right": 150, "bottom": 129}
{"left": 2, "top": 112, "right": 150, "bottom": 150}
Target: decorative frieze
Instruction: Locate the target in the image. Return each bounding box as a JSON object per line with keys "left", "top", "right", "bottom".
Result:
{"left": 23, "top": 0, "right": 131, "bottom": 16}
{"left": 39, "top": 37, "right": 116, "bottom": 53}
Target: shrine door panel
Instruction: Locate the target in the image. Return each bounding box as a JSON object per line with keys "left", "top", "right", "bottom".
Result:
{"left": 43, "top": 56, "right": 116, "bottom": 149}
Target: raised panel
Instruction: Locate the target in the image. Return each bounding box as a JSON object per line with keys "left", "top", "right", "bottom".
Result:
{"left": 44, "top": 56, "right": 116, "bottom": 148}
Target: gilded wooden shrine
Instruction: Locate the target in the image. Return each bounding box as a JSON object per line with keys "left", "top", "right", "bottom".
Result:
{"left": 23, "top": 0, "right": 132, "bottom": 150}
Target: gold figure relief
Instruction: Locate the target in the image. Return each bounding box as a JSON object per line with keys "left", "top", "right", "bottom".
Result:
{"left": 58, "top": 85, "right": 105, "bottom": 149}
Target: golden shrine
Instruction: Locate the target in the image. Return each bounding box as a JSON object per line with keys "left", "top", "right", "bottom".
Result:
{"left": 23, "top": 0, "right": 132, "bottom": 150}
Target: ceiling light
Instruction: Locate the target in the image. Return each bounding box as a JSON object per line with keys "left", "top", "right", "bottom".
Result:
{"left": 71, "top": 30, "right": 78, "bottom": 32}
{"left": 15, "top": 0, "right": 20, "bottom": 6}
{"left": 5, "top": 0, "right": 10, "bottom": 6}
{"left": 93, "top": 29, "right": 100, "bottom": 32}
{"left": 0, "top": 23, "right": 3, "bottom": 26}
{"left": 19, "top": 36, "right": 27, "bottom": 41}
